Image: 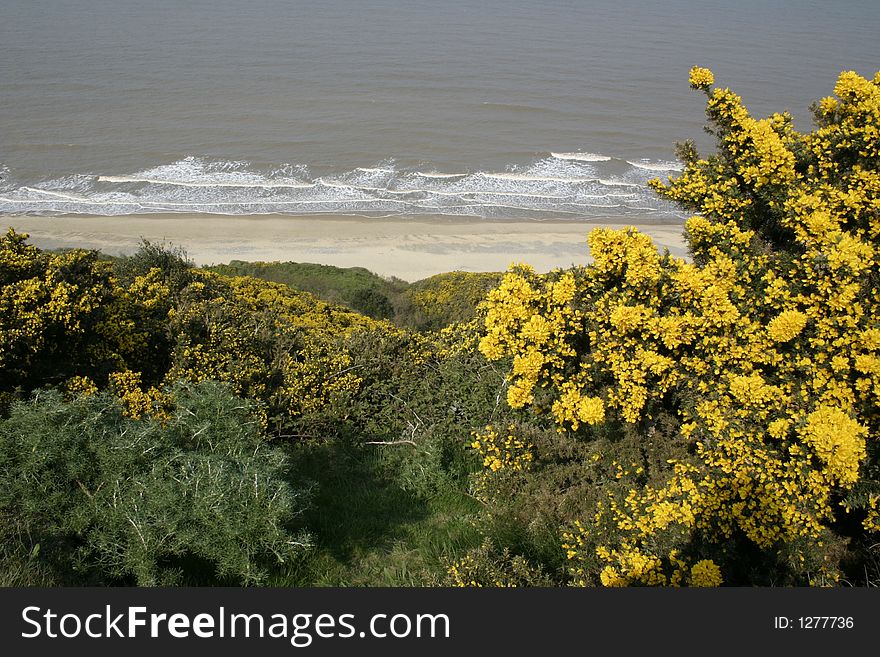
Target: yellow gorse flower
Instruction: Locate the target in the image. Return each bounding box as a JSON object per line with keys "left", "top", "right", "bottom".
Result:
{"left": 481, "top": 68, "right": 880, "bottom": 586}
{"left": 688, "top": 66, "right": 714, "bottom": 91}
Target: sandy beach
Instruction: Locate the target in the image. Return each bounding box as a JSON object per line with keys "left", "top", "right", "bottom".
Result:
{"left": 4, "top": 214, "right": 687, "bottom": 282}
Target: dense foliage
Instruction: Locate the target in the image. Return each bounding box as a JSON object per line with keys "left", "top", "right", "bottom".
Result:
{"left": 468, "top": 68, "right": 880, "bottom": 586}
{"left": 209, "top": 260, "right": 407, "bottom": 321}
{"left": 0, "top": 382, "right": 310, "bottom": 585}
{"left": 1, "top": 68, "right": 877, "bottom": 587}
{"left": 0, "top": 232, "right": 502, "bottom": 584}
{"left": 209, "top": 260, "right": 502, "bottom": 330}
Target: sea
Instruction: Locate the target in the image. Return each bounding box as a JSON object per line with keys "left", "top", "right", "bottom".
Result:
{"left": 0, "top": 0, "right": 877, "bottom": 220}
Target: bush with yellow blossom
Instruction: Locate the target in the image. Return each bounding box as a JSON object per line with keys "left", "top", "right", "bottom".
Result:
{"left": 0, "top": 234, "right": 400, "bottom": 434}
{"left": 0, "top": 232, "right": 171, "bottom": 395}
{"left": 476, "top": 67, "right": 880, "bottom": 586}
{"left": 165, "top": 271, "right": 377, "bottom": 422}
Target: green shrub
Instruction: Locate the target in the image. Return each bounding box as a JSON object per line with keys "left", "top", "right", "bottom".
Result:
{"left": 113, "top": 238, "right": 196, "bottom": 298}
{"left": 207, "top": 260, "right": 502, "bottom": 330}
{"left": 0, "top": 381, "right": 312, "bottom": 585}
{"left": 446, "top": 538, "right": 553, "bottom": 587}
{"left": 208, "top": 260, "right": 405, "bottom": 322}
{"left": 399, "top": 271, "right": 504, "bottom": 331}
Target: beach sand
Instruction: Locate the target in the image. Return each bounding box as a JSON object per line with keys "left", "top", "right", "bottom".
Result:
{"left": 4, "top": 214, "right": 687, "bottom": 282}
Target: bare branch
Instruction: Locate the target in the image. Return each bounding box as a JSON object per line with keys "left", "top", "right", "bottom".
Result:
{"left": 364, "top": 439, "right": 417, "bottom": 446}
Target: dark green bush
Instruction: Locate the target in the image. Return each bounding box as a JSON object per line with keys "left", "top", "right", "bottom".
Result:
{"left": 0, "top": 381, "right": 311, "bottom": 585}
{"left": 113, "top": 238, "right": 196, "bottom": 297}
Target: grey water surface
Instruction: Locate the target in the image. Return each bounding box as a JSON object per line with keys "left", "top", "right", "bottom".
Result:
{"left": 0, "top": 0, "right": 877, "bottom": 218}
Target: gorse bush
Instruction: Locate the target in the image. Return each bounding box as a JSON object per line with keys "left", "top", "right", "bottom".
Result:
{"left": 0, "top": 232, "right": 156, "bottom": 392}
{"left": 0, "top": 382, "right": 311, "bottom": 585}
{"left": 0, "top": 234, "right": 397, "bottom": 430}
{"left": 209, "top": 260, "right": 503, "bottom": 330}
{"left": 2, "top": 67, "right": 877, "bottom": 588}
{"left": 209, "top": 260, "right": 406, "bottom": 322}
{"left": 471, "top": 68, "right": 880, "bottom": 586}
{"left": 401, "top": 272, "right": 504, "bottom": 331}
{"left": 166, "top": 271, "right": 380, "bottom": 423}
{"left": 0, "top": 235, "right": 197, "bottom": 395}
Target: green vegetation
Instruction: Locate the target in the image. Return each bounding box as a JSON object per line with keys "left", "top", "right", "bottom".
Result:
{"left": 1, "top": 68, "right": 878, "bottom": 586}
{"left": 0, "top": 383, "right": 310, "bottom": 585}
{"left": 404, "top": 271, "right": 504, "bottom": 330}
{"left": 1, "top": 231, "right": 506, "bottom": 586}
{"left": 279, "top": 441, "right": 481, "bottom": 586}
{"left": 209, "top": 260, "right": 407, "bottom": 322}
{"left": 209, "top": 260, "right": 502, "bottom": 330}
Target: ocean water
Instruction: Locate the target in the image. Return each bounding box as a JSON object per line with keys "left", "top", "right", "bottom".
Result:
{"left": 0, "top": 0, "right": 877, "bottom": 219}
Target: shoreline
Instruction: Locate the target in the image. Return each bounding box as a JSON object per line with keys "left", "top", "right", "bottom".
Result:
{"left": 3, "top": 213, "right": 687, "bottom": 282}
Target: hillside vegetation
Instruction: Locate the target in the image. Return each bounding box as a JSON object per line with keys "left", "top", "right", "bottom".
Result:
{"left": 1, "top": 68, "right": 878, "bottom": 586}
{"left": 209, "top": 260, "right": 503, "bottom": 330}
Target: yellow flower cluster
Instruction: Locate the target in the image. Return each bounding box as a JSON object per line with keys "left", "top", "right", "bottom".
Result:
{"left": 108, "top": 370, "right": 171, "bottom": 421}
{"left": 689, "top": 559, "right": 723, "bottom": 587}
{"left": 596, "top": 545, "right": 666, "bottom": 586}
{"left": 482, "top": 68, "right": 880, "bottom": 585}
{"left": 479, "top": 266, "right": 585, "bottom": 424}
{"left": 563, "top": 520, "right": 723, "bottom": 587}
{"left": 799, "top": 406, "right": 867, "bottom": 487}
{"left": 551, "top": 386, "right": 605, "bottom": 430}
{"left": 471, "top": 425, "right": 534, "bottom": 473}
{"left": 688, "top": 66, "right": 714, "bottom": 91}
{"left": 66, "top": 375, "right": 98, "bottom": 397}
{"left": 864, "top": 497, "right": 880, "bottom": 534}
{"left": 446, "top": 555, "right": 486, "bottom": 587}
{"left": 767, "top": 309, "right": 808, "bottom": 343}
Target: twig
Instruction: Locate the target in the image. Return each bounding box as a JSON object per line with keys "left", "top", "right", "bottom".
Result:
{"left": 75, "top": 480, "right": 93, "bottom": 499}
{"left": 389, "top": 393, "right": 425, "bottom": 428}
{"left": 364, "top": 440, "right": 417, "bottom": 446}
{"left": 126, "top": 516, "right": 148, "bottom": 549}
{"left": 327, "top": 363, "right": 370, "bottom": 381}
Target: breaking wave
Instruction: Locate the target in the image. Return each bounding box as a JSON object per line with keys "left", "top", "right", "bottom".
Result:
{"left": 0, "top": 153, "right": 684, "bottom": 220}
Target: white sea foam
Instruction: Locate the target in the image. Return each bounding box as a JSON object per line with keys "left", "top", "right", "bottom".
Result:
{"left": 414, "top": 171, "right": 468, "bottom": 179}
{"left": 1, "top": 196, "right": 142, "bottom": 206}
{"left": 551, "top": 152, "right": 612, "bottom": 162}
{"left": 355, "top": 167, "right": 394, "bottom": 174}
{"left": 97, "top": 175, "right": 315, "bottom": 189}
{"left": 379, "top": 187, "right": 463, "bottom": 197}
{"left": 467, "top": 190, "right": 568, "bottom": 199}
{"left": 482, "top": 173, "right": 597, "bottom": 183}
{"left": 0, "top": 155, "right": 685, "bottom": 220}
{"left": 626, "top": 159, "right": 683, "bottom": 172}
{"left": 21, "top": 186, "right": 94, "bottom": 202}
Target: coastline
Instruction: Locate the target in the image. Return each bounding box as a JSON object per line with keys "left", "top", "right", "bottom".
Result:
{"left": 3, "top": 214, "right": 687, "bottom": 282}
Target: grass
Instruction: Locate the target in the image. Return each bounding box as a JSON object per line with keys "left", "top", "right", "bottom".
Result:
{"left": 278, "top": 439, "right": 482, "bottom": 586}
{"left": 0, "top": 514, "right": 57, "bottom": 586}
